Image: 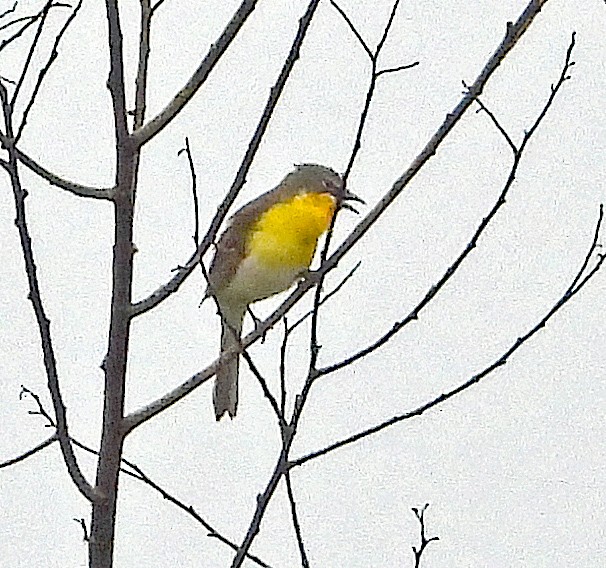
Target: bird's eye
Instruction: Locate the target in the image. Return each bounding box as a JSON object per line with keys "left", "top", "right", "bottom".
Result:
{"left": 322, "top": 178, "right": 341, "bottom": 192}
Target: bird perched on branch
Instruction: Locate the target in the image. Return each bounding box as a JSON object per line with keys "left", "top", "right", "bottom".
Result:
{"left": 207, "top": 164, "right": 364, "bottom": 420}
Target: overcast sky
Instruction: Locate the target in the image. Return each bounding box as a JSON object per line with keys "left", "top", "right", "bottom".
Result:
{"left": 1, "top": 0, "right": 605, "bottom": 566}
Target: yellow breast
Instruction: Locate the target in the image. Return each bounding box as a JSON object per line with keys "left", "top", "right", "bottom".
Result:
{"left": 246, "top": 192, "right": 337, "bottom": 270}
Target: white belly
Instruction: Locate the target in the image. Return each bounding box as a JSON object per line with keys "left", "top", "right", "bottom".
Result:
{"left": 222, "top": 254, "right": 304, "bottom": 304}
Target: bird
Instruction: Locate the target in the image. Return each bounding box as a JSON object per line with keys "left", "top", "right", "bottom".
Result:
{"left": 206, "top": 164, "right": 364, "bottom": 420}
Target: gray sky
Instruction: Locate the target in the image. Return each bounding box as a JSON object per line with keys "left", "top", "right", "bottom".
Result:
{"left": 1, "top": 0, "right": 605, "bottom": 566}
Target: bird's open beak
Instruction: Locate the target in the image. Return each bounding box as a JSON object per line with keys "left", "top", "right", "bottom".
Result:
{"left": 340, "top": 188, "right": 365, "bottom": 214}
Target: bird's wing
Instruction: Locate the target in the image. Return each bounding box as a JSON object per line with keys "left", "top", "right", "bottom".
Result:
{"left": 207, "top": 219, "right": 247, "bottom": 293}
{"left": 207, "top": 192, "right": 280, "bottom": 292}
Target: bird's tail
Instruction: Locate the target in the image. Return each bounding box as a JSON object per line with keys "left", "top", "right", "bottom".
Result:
{"left": 214, "top": 304, "right": 246, "bottom": 420}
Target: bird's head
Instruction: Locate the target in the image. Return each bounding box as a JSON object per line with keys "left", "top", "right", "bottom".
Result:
{"left": 286, "top": 164, "right": 365, "bottom": 212}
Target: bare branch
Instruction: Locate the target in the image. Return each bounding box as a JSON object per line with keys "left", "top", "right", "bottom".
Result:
{"left": 0, "top": 17, "right": 38, "bottom": 52}
{"left": 521, "top": 31, "right": 576, "bottom": 145}
{"left": 105, "top": 1, "right": 129, "bottom": 146}
{"left": 319, "top": 0, "right": 553, "bottom": 274}
{"left": 12, "top": 147, "right": 113, "bottom": 198}
{"left": 76, "top": 436, "right": 272, "bottom": 564}
{"left": 412, "top": 504, "right": 439, "bottom": 567}
{"left": 231, "top": 451, "right": 290, "bottom": 568}
{"left": 0, "top": 3, "right": 111, "bottom": 198}
{"left": 132, "top": 0, "right": 259, "bottom": 146}
{"left": 317, "top": 28, "right": 575, "bottom": 378}
{"left": 375, "top": 0, "right": 402, "bottom": 54}
{"left": 73, "top": 518, "right": 90, "bottom": 542}
{"left": 319, "top": 167, "right": 515, "bottom": 376}
{"left": 125, "top": 278, "right": 313, "bottom": 431}
{"left": 0, "top": 2, "right": 69, "bottom": 54}
{"left": 76, "top": 441, "right": 275, "bottom": 565}
{"left": 406, "top": 23, "right": 557, "bottom": 293}
{"left": 0, "top": 83, "right": 97, "bottom": 502}
{"left": 89, "top": 1, "right": 141, "bottom": 563}
{"left": 125, "top": 461, "right": 276, "bottom": 568}
{"left": 20, "top": 384, "right": 56, "bottom": 426}
{"left": 280, "top": 317, "right": 288, "bottom": 416}
{"left": 125, "top": 0, "right": 554, "bottom": 434}
{"left": 13, "top": 383, "right": 274, "bottom": 568}
{"left": 291, "top": 206, "right": 605, "bottom": 468}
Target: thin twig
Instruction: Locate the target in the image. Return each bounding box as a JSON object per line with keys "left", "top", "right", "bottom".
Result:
{"left": 0, "top": 2, "right": 110, "bottom": 199}
{"left": 523, "top": 33, "right": 576, "bottom": 144}
{"left": 67, "top": 434, "right": 273, "bottom": 566}
{"left": 178, "top": 136, "right": 216, "bottom": 308}
{"left": 328, "top": 0, "right": 372, "bottom": 58}
{"left": 376, "top": 0, "right": 402, "bottom": 54}
{"left": 0, "top": 17, "right": 36, "bottom": 53}
{"left": 375, "top": 61, "right": 419, "bottom": 77}
{"left": 285, "top": 472, "right": 309, "bottom": 568}
{"left": 279, "top": 317, "right": 288, "bottom": 416}
{"left": 0, "top": 434, "right": 57, "bottom": 468}
{"left": 178, "top": 137, "right": 199, "bottom": 246}
{"left": 0, "top": 17, "right": 37, "bottom": 52}
{"left": 0, "top": 1, "right": 17, "bottom": 21}
{"left": 16, "top": 1, "right": 83, "bottom": 143}
{"left": 0, "top": 3, "right": 69, "bottom": 55}
{"left": 241, "top": 349, "right": 284, "bottom": 425}
{"left": 231, "top": 450, "right": 290, "bottom": 568}
{"left": 150, "top": 0, "right": 167, "bottom": 15}
{"left": 10, "top": 0, "right": 53, "bottom": 107}
{"left": 412, "top": 504, "right": 439, "bottom": 567}
{"left": 133, "top": 0, "right": 151, "bottom": 130}
{"left": 73, "top": 518, "right": 90, "bottom": 542}
{"left": 464, "top": 80, "right": 518, "bottom": 153}
{"left": 126, "top": 462, "right": 275, "bottom": 568}
{"left": 288, "top": 261, "right": 361, "bottom": 334}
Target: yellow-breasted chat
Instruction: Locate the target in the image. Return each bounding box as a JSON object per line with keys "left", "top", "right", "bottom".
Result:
{"left": 207, "top": 164, "right": 363, "bottom": 420}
